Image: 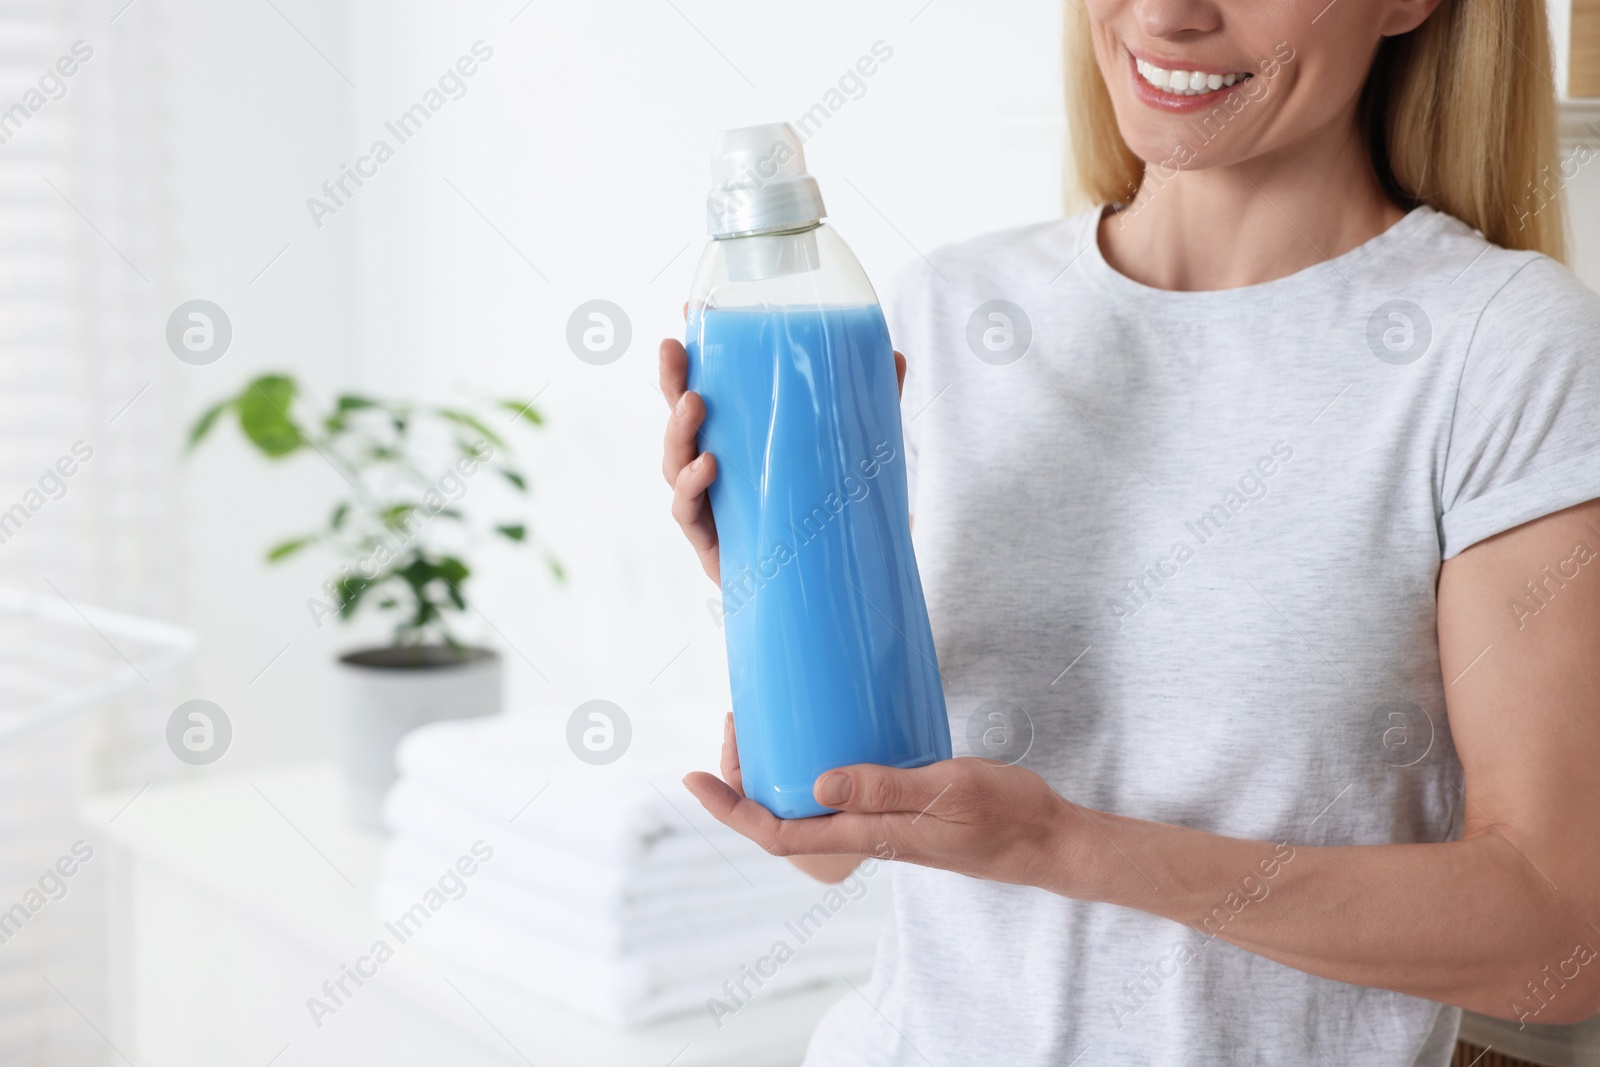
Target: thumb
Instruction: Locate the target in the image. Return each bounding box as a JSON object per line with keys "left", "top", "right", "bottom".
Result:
{"left": 814, "top": 762, "right": 953, "bottom": 815}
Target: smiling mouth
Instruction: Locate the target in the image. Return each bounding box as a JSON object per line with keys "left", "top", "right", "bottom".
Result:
{"left": 1135, "top": 57, "right": 1252, "bottom": 96}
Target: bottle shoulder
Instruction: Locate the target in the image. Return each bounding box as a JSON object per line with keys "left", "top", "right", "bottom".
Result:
{"left": 688, "top": 224, "right": 880, "bottom": 311}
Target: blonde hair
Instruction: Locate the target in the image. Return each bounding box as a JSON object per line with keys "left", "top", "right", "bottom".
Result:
{"left": 1065, "top": 2, "right": 1567, "bottom": 262}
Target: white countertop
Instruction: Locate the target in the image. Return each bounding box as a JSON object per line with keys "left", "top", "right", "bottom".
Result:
{"left": 83, "top": 763, "right": 850, "bottom": 1067}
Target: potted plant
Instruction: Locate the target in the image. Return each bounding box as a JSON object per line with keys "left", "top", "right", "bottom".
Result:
{"left": 187, "top": 373, "right": 561, "bottom": 830}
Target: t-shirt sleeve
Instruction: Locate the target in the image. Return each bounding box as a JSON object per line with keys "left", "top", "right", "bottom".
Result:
{"left": 883, "top": 258, "right": 940, "bottom": 514}
{"left": 1440, "top": 256, "right": 1600, "bottom": 558}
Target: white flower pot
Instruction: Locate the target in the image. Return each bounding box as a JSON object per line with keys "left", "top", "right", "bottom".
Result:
{"left": 332, "top": 646, "right": 501, "bottom": 832}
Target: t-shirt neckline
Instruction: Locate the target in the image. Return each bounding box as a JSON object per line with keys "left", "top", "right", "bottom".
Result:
{"left": 1074, "top": 203, "right": 1447, "bottom": 306}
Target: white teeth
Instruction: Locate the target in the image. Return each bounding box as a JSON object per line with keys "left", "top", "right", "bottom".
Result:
{"left": 1135, "top": 57, "right": 1249, "bottom": 97}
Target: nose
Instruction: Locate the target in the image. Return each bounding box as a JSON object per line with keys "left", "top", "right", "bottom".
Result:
{"left": 1131, "top": 0, "right": 1222, "bottom": 39}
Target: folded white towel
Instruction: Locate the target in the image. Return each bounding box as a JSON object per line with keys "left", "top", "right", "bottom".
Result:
{"left": 383, "top": 773, "right": 751, "bottom": 880}
{"left": 375, "top": 876, "right": 883, "bottom": 1025}
{"left": 389, "top": 709, "right": 737, "bottom": 863}
{"left": 380, "top": 776, "right": 779, "bottom": 911}
{"left": 375, "top": 706, "right": 891, "bottom": 1025}
{"left": 377, "top": 831, "right": 885, "bottom": 956}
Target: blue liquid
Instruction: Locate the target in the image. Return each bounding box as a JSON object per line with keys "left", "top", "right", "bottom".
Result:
{"left": 687, "top": 304, "right": 951, "bottom": 819}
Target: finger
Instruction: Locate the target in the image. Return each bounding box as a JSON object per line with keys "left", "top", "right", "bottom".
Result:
{"left": 671, "top": 456, "right": 721, "bottom": 574}
{"left": 683, "top": 770, "right": 744, "bottom": 819}
{"left": 893, "top": 350, "right": 906, "bottom": 398}
{"left": 686, "top": 769, "right": 924, "bottom": 858}
{"left": 683, "top": 771, "right": 840, "bottom": 851}
{"left": 721, "top": 712, "right": 744, "bottom": 794}
{"left": 683, "top": 771, "right": 783, "bottom": 842}
{"left": 659, "top": 338, "right": 690, "bottom": 409}
{"left": 813, "top": 760, "right": 963, "bottom": 816}
{"left": 736, "top": 801, "right": 910, "bottom": 859}
{"left": 661, "top": 389, "right": 705, "bottom": 487}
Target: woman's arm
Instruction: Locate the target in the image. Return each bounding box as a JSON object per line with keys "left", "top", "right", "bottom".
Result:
{"left": 685, "top": 498, "right": 1600, "bottom": 1022}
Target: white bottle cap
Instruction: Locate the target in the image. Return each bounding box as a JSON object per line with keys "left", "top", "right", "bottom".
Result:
{"left": 705, "top": 122, "right": 826, "bottom": 239}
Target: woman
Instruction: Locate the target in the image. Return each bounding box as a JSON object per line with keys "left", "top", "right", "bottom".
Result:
{"left": 660, "top": 0, "right": 1600, "bottom": 1062}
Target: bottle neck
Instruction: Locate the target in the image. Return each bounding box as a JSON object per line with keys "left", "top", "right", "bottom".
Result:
{"left": 719, "top": 225, "right": 823, "bottom": 283}
{"left": 713, "top": 219, "right": 822, "bottom": 242}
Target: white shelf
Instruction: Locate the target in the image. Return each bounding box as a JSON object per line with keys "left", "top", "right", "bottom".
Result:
{"left": 84, "top": 764, "right": 850, "bottom": 1067}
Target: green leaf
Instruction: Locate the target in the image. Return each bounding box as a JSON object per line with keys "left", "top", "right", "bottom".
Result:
{"left": 437, "top": 555, "right": 469, "bottom": 586}
{"left": 547, "top": 556, "right": 566, "bottom": 581}
{"left": 236, "top": 375, "right": 307, "bottom": 458}
{"left": 500, "top": 399, "right": 544, "bottom": 427}
{"left": 436, "top": 408, "right": 507, "bottom": 451}
{"left": 380, "top": 503, "right": 420, "bottom": 531}
{"left": 398, "top": 557, "right": 440, "bottom": 590}
{"left": 495, "top": 523, "right": 526, "bottom": 542}
{"left": 334, "top": 574, "right": 373, "bottom": 618}
{"left": 330, "top": 502, "right": 350, "bottom": 530}
{"left": 265, "top": 535, "right": 317, "bottom": 562}
{"left": 336, "top": 395, "right": 376, "bottom": 412}
{"left": 186, "top": 399, "right": 233, "bottom": 452}
{"left": 498, "top": 468, "right": 527, "bottom": 492}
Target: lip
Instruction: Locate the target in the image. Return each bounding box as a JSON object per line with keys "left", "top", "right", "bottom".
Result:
{"left": 1126, "top": 51, "right": 1252, "bottom": 114}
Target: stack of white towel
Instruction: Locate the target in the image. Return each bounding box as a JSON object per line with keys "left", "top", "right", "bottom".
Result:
{"left": 374, "top": 709, "right": 889, "bottom": 1025}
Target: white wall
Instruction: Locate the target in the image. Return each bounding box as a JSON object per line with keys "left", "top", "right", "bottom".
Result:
{"left": 1566, "top": 165, "right": 1600, "bottom": 289}
{"left": 164, "top": 0, "right": 359, "bottom": 766}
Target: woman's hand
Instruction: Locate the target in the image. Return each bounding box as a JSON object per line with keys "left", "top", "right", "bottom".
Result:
{"left": 658, "top": 338, "right": 721, "bottom": 583}
{"left": 684, "top": 737, "right": 1077, "bottom": 891}
{"left": 657, "top": 337, "right": 906, "bottom": 585}
{"left": 702, "top": 713, "right": 874, "bottom": 884}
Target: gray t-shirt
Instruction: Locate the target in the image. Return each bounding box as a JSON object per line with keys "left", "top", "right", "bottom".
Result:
{"left": 803, "top": 206, "right": 1600, "bottom": 1067}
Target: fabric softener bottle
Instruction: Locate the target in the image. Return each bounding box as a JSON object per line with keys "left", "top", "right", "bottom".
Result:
{"left": 686, "top": 122, "right": 951, "bottom": 819}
